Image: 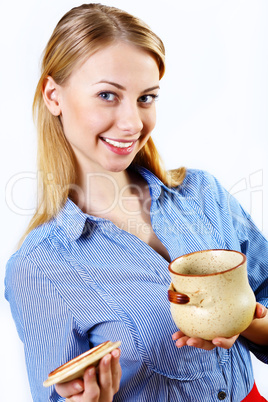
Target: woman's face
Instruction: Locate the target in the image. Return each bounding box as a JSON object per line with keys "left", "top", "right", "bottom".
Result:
{"left": 53, "top": 42, "right": 160, "bottom": 175}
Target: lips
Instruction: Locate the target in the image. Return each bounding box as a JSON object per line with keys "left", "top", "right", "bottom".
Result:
{"left": 102, "top": 137, "right": 134, "bottom": 148}
{"left": 100, "top": 137, "right": 137, "bottom": 155}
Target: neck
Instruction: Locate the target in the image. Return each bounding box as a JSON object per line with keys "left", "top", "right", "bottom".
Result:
{"left": 70, "top": 166, "right": 134, "bottom": 217}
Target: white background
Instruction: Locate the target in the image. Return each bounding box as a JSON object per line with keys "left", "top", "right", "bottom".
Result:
{"left": 1, "top": 0, "right": 268, "bottom": 400}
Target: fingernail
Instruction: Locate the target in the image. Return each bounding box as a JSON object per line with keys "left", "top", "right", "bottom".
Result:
{"left": 74, "top": 383, "right": 83, "bottom": 392}
{"left": 187, "top": 340, "right": 196, "bottom": 347}
{"left": 172, "top": 332, "right": 180, "bottom": 340}
{"left": 212, "top": 340, "right": 220, "bottom": 346}
{"left": 88, "top": 367, "right": 95, "bottom": 377}
{"left": 175, "top": 340, "right": 183, "bottom": 347}
{"left": 104, "top": 354, "right": 111, "bottom": 365}
{"left": 112, "top": 349, "right": 120, "bottom": 358}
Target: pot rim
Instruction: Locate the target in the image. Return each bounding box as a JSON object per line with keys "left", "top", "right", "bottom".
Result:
{"left": 168, "top": 249, "right": 246, "bottom": 277}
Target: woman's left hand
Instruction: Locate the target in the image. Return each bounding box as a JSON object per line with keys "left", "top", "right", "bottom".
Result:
{"left": 172, "top": 331, "right": 239, "bottom": 350}
{"left": 241, "top": 302, "right": 268, "bottom": 345}
{"left": 172, "top": 302, "right": 267, "bottom": 350}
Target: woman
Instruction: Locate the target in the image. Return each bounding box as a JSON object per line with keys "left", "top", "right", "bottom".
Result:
{"left": 5, "top": 3, "right": 268, "bottom": 401}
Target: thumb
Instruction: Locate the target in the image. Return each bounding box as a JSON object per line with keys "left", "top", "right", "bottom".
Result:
{"left": 55, "top": 379, "right": 84, "bottom": 398}
{"left": 255, "top": 303, "right": 267, "bottom": 319}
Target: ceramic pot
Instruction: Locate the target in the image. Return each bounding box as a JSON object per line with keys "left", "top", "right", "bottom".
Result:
{"left": 168, "top": 249, "right": 256, "bottom": 340}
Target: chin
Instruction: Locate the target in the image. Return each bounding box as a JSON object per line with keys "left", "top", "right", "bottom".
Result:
{"left": 103, "top": 159, "right": 134, "bottom": 173}
{"left": 108, "top": 165, "right": 130, "bottom": 173}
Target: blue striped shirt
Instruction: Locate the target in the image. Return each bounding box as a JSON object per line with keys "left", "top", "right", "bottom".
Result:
{"left": 5, "top": 168, "right": 268, "bottom": 401}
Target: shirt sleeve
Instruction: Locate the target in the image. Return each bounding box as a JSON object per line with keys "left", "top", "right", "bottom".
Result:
{"left": 207, "top": 172, "right": 268, "bottom": 363}
{"left": 5, "top": 254, "right": 89, "bottom": 401}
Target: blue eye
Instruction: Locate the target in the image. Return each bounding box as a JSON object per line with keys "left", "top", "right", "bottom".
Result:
{"left": 99, "top": 92, "right": 116, "bottom": 102}
{"left": 138, "top": 94, "right": 159, "bottom": 104}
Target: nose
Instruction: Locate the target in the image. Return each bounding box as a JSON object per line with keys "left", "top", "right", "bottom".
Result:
{"left": 116, "top": 101, "right": 143, "bottom": 134}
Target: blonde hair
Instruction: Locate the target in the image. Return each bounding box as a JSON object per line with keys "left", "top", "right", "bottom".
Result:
{"left": 24, "top": 3, "right": 185, "bottom": 241}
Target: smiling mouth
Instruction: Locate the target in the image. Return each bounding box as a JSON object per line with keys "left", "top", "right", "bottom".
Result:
{"left": 101, "top": 138, "right": 135, "bottom": 148}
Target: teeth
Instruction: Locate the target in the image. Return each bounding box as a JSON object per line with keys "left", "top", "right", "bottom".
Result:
{"left": 103, "top": 138, "right": 133, "bottom": 148}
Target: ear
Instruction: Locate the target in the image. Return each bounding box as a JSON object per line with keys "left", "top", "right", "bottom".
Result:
{"left": 42, "top": 76, "right": 61, "bottom": 116}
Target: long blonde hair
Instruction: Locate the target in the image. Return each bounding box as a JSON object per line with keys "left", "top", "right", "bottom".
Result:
{"left": 25, "top": 3, "right": 185, "bottom": 241}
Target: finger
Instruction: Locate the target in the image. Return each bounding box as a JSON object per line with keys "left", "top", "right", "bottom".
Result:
{"left": 175, "top": 335, "right": 190, "bottom": 348}
{"left": 187, "top": 337, "right": 216, "bottom": 351}
{"left": 111, "top": 349, "right": 121, "bottom": 393}
{"left": 98, "top": 354, "right": 113, "bottom": 401}
{"left": 212, "top": 334, "right": 239, "bottom": 349}
{"left": 83, "top": 366, "right": 101, "bottom": 401}
{"left": 172, "top": 331, "right": 185, "bottom": 341}
{"left": 255, "top": 303, "right": 267, "bottom": 319}
{"left": 55, "top": 379, "right": 84, "bottom": 398}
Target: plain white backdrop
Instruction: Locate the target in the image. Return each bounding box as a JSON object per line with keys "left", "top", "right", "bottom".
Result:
{"left": 1, "top": 0, "right": 268, "bottom": 400}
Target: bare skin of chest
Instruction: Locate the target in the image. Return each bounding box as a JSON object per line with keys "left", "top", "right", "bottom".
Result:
{"left": 89, "top": 177, "right": 170, "bottom": 262}
{"left": 110, "top": 205, "right": 170, "bottom": 263}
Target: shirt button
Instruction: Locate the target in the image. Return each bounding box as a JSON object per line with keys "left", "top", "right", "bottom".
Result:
{"left": 218, "top": 391, "right": 227, "bottom": 400}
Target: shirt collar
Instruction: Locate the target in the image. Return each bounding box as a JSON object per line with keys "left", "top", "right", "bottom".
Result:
{"left": 54, "top": 198, "right": 88, "bottom": 242}
{"left": 132, "top": 165, "right": 163, "bottom": 200}
{"left": 133, "top": 165, "right": 180, "bottom": 201}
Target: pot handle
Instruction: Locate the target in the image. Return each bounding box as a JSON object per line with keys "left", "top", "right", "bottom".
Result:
{"left": 168, "top": 288, "right": 190, "bottom": 304}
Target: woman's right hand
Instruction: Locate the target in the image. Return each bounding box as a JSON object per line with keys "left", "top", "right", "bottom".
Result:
{"left": 55, "top": 349, "right": 121, "bottom": 402}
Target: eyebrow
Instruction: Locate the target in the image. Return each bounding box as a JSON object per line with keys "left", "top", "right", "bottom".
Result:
{"left": 94, "top": 80, "right": 160, "bottom": 93}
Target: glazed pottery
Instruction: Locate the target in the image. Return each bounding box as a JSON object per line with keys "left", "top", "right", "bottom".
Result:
{"left": 168, "top": 249, "right": 256, "bottom": 340}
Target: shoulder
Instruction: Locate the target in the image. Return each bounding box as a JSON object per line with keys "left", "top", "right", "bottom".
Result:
{"left": 181, "top": 168, "right": 210, "bottom": 186}
{"left": 180, "top": 168, "right": 224, "bottom": 197}
{"left": 176, "top": 168, "right": 240, "bottom": 217}
{"left": 179, "top": 168, "right": 251, "bottom": 222}
{"left": 5, "top": 220, "right": 57, "bottom": 289}
{"left": 19, "top": 220, "right": 56, "bottom": 257}
{"left": 4, "top": 217, "right": 70, "bottom": 323}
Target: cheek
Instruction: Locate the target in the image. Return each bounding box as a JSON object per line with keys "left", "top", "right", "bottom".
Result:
{"left": 60, "top": 99, "right": 83, "bottom": 136}
{"left": 142, "top": 109, "right": 157, "bottom": 134}
{"left": 138, "top": 111, "right": 156, "bottom": 150}
{"left": 61, "top": 103, "right": 112, "bottom": 142}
